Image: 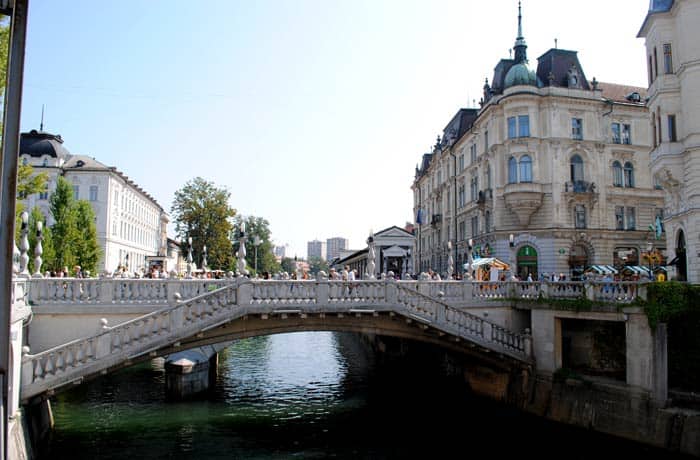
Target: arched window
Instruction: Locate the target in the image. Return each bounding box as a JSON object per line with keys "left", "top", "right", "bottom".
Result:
{"left": 519, "top": 155, "right": 532, "bottom": 182}
{"left": 508, "top": 157, "right": 518, "bottom": 184}
{"left": 612, "top": 161, "right": 623, "bottom": 186}
{"left": 624, "top": 162, "right": 635, "bottom": 188}
{"left": 570, "top": 154, "right": 584, "bottom": 183}
{"left": 574, "top": 204, "right": 587, "bottom": 229}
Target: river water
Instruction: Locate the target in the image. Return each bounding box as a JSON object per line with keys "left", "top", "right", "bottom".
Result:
{"left": 45, "top": 332, "right": 686, "bottom": 459}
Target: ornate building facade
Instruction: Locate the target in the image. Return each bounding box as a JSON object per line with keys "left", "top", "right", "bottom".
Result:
{"left": 19, "top": 130, "right": 169, "bottom": 274}
{"left": 412, "top": 5, "right": 665, "bottom": 279}
{"left": 639, "top": 0, "right": 700, "bottom": 283}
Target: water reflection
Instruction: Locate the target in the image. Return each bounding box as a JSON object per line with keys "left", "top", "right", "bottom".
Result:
{"left": 46, "top": 331, "right": 684, "bottom": 459}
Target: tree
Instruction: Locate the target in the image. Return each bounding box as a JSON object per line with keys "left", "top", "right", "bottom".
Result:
{"left": 234, "top": 215, "right": 280, "bottom": 275}
{"left": 16, "top": 163, "right": 48, "bottom": 218}
{"left": 74, "top": 200, "right": 101, "bottom": 275}
{"left": 171, "top": 177, "right": 236, "bottom": 270}
{"left": 49, "top": 176, "right": 79, "bottom": 271}
{"left": 27, "top": 206, "right": 54, "bottom": 274}
{"left": 280, "top": 257, "right": 296, "bottom": 274}
{"left": 308, "top": 256, "right": 329, "bottom": 275}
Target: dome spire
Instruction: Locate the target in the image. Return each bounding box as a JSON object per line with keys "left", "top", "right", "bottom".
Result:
{"left": 513, "top": 1, "right": 527, "bottom": 63}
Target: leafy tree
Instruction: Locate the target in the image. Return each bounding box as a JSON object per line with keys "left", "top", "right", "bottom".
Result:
{"left": 308, "top": 256, "right": 329, "bottom": 275}
{"left": 16, "top": 163, "right": 48, "bottom": 218}
{"left": 172, "top": 177, "right": 236, "bottom": 270}
{"left": 27, "top": 206, "right": 55, "bottom": 274}
{"left": 0, "top": 16, "right": 8, "bottom": 109}
{"left": 74, "top": 200, "right": 101, "bottom": 275}
{"left": 280, "top": 257, "right": 296, "bottom": 274}
{"left": 49, "top": 176, "right": 79, "bottom": 271}
{"left": 234, "top": 215, "right": 280, "bottom": 275}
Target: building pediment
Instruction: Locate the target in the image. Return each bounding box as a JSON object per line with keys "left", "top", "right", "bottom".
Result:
{"left": 382, "top": 245, "right": 408, "bottom": 258}
{"left": 375, "top": 226, "right": 414, "bottom": 239}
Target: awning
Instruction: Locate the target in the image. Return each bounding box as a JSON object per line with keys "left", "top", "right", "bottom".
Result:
{"left": 586, "top": 265, "right": 618, "bottom": 275}
{"left": 464, "top": 257, "right": 509, "bottom": 269}
{"left": 622, "top": 265, "right": 666, "bottom": 275}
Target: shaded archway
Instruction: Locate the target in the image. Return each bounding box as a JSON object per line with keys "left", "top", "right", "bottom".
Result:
{"left": 516, "top": 245, "right": 538, "bottom": 280}
{"left": 674, "top": 230, "right": 687, "bottom": 281}
{"left": 568, "top": 243, "right": 589, "bottom": 280}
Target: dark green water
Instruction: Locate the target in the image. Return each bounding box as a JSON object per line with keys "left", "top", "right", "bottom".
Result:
{"left": 45, "top": 332, "right": 686, "bottom": 459}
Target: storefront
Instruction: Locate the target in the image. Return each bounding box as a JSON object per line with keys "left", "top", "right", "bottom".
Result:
{"left": 516, "top": 245, "right": 538, "bottom": 279}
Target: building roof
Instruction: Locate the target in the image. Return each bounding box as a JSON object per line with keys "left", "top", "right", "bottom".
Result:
{"left": 536, "top": 48, "right": 590, "bottom": 90}
{"left": 63, "top": 154, "right": 110, "bottom": 170}
{"left": 638, "top": 0, "right": 675, "bottom": 37}
{"left": 19, "top": 129, "right": 71, "bottom": 158}
{"left": 596, "top": 82, "right": 647, "bottom": 104}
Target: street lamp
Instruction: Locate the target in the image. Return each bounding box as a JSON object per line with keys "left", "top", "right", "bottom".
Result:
{"left": 186, "top": 236, "right": 193, "bottom": 278}
{"left": 253, "top": 235, "right": 261, "bottom": 275}
{"left": 466, "top": 238, "right": 474, "bottom": 280}
{"left": 507, "top": 233, "right": 516, "bottom": 281}
{"left": 202, "top": 245, "right": 208, "bottom": 271}
{"left": 646, "top": 241, "right": 654, "bottom": 280}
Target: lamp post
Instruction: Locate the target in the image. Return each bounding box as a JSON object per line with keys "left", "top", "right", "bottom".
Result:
{"left": 18, "top": 211, "right": 30, "bottom": 277}
{"left": 466, "top": 238, "right": 474, "bottom": 280}
{"left": 507, "top": 233, "right": 516, "bottom": 281}
{"left": 33, "top": 221, "right": 44, "bottom": 277}
{"left": 186, "top": 236, "right": 193, "bottom": 278}
{"left": 253, "top": 235, "right": 261, "bottom": 275}
{"left": 446, "top": 241, "right": 454, "bottom": 280}
{"left": 237, "top": 222, "right": 248, "bottom": 276}
{"left": 646, "top": 241, "right": 654, "bottom": 280}
{"left": 202, "top": 245, "right": 208, "bottom": 272}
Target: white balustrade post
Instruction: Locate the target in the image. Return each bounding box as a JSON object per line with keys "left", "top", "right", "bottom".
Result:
{"left": 237, "top": 282, "right": 252, "bottom": 305}
{"left": 385, "top": 279, "right": 397, "bottom": 305}
{"left": 167, "top": 280, "right": 180, "bottom": 305}
{"left": 461, "top": 279, "right": 473, "bottom": 301}
{"left": 585, "top": 281, "right": 596, "bottom": 301}
{"left": 95, "top": 320, "right": 112, "bottom": 359}
{"left": 98, "top": 279, "right": 114, "bottom": 304}
{"left": 316, "top": 281, "right": 329, "bottom": 309}
{"left": 482, "top": 320, "right": 492, "bottom": 342}
{"left": 21, "top": 347, "right": 34, "bottom": 386}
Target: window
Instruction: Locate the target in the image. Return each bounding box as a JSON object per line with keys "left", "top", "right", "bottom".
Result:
{"left": 89, "top": 185, "right": 98, "bottom": 202}
{"left": 648, "top": 55, "right": 654, "bottom": 85}
{"left": 663, "top": 44, "right": 673, "bottom": 74}
{"left": 518, "top": 115, "right": 530, "bottom": 137}
{"left": 574, "top": 205, "right": 586, "bottom": 229}
{"left": 571, "top": 118, "right": 583, "bottom": 140}
{"left": 615, "top": 206, "right": 624, "bottom": 230}
{"left": 485, "top": 210, "right": 492, "bottom": 233}
{"left": 484, "top": 130, "right": 489, "bottom": 152}
{"left": 508, "top": 156, "right": 518, "bottom": 183}
{"left": 626, "top": 207, "right": 636, "bottom": 230}
{"left": 622, "top": 124, "right": 631, "bottom": 144}
{"left": 570, "top": 154, "right": 584, "bottom": 183}
{"left": 612, "top": 161, "right": 623, "bottom": 187}
{"left": 655, "top": 208, "right": 665, "bottom": 234}
{"left": 624, "top": 162, "right": 635, "bottom": 188}
{"left": 519, "top": 155, "right": 532, "bottom": 182}
{"left": 73, "top": 185, "right": 79, "bottom": 200}
{"left": 459, "top": 154, "right": 465, "bottom": 171}
{"left": 668, "top": 115, "right": 677, "bottom": 142}
{"left": 611, "top": 123, "right": 621, "bottom": 144}
{"left": 470, "top": 144, "right": 477, "bottom": 164}
{"left": 458, "top": 221, "right": 466, "bottom": 242}
{"left": 654, "top": 174, "right": 663, "bottom": 190}
{"left": 470, "top": 175, "right": 478, "bottom": 202}
{"left": 508, "top": 115, "right": 530, "bottom": 139}
{"left": 39, "top": 183, "right": 49, "bottom": 200}
{"left": 471, "top": 215, "right": 479, "bottom": 237}
{"left": 653, "top": 47, "right": 658, "bottom": 80}
{"left": 508, "top": 117, "right": 516, "bottom": 139}
{"left": 458, "top": 184, "right": 465, "bottom": 208}
{"left": 486, "top": 164, "right": 492, "bottom": 189}
{"left": 42, "top": 158, "right": 48, "bottom": 167}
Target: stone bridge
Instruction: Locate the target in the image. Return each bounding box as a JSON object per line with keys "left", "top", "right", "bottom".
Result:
{"left": 19, "top": 277, "right": 656, "bottom": 403}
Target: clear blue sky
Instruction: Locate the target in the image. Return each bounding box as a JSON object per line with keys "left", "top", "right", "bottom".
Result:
{"left": 20, "top": 0, "right": 650, "bottom": 258}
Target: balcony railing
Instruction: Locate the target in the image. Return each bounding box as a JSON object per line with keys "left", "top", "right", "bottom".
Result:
{"left": 565, "top": 180, "right": 596, "bottom": 193}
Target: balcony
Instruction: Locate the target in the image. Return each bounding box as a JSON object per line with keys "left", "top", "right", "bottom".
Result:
{"left": 564, "top": 180, "right": 596, "bottom": 194}
{"left": 503, "top": 182, "right": 543, "bottom": 226}
{"left": 430, "top": 214, "right": 442, "bottom": 227}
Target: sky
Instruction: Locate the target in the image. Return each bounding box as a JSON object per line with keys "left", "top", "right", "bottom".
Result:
{"left": 19, "top": 0, "right": 651, "bottom": 259}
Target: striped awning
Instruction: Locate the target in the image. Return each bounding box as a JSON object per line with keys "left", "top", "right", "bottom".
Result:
{"left": 586, "top": 265, "right": 618, "bottom": 275}
{"left": 621, "top": 265, "right": 657, "bottom": 276}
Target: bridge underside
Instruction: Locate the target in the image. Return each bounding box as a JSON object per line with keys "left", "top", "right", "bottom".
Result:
{"left": 24, "top": 309, "right": 529, "bottom": 401}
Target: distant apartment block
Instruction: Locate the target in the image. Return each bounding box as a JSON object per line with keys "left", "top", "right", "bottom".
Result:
{"left": 326, "top": 237, "right": 348, "bottom": 261}
{"left": 273, "top": 245, "right": 287, "bottom": 259}
{"left": 307, "top": 240, "right": 326, "bottom": 260}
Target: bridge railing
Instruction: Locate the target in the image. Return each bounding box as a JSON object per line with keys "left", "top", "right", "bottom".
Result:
{"left": 27, "top": 277, "right": 234, "bottom": 306}
{"left": 21, "top": 283, "right": 241, "bottom": 399}
{"left": 395, "top": 284, "right": 532, "bottom": 360}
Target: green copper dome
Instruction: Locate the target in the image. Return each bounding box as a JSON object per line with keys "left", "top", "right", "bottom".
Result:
{"left": 504, "top": 62, "right": 537, "bottom": 88}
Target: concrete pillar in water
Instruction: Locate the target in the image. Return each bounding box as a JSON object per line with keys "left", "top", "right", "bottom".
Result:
{"left": 165, "top": 346, "right": 219, "bottom": 400}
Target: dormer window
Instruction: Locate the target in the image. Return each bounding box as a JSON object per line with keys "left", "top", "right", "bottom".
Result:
{"left": 76, "top": 160, "right": 85, "bottom": 167}
{"left": 567, "top": 65, "right": 581, "bottom": 89}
